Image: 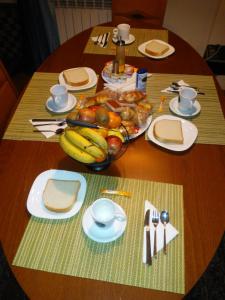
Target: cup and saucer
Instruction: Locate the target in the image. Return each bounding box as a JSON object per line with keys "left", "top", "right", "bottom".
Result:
{"left": 46, "top": 84, "right": 77, "bottom": 114}
{"left": 82, "top": 198, "right": 127, "bottom": 243}
{"left": 112, "top": 23, "right": 135, "bottom": 45}
{"left": 169, "top": 88, "right": 201, "bottom": 117}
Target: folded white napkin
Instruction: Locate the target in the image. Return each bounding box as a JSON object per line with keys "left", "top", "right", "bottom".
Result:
{"left": 30, "top": 120, "right": 67, "bottom": 138}
{"left": 161, "top": 80, "right": 190, "bottom": 93}
{"left": 91, "top": 32, "right": 110, "bottom": 48}
{"left": 104, "top": 72, "right": 137, "bottom": 92}
{"left": 143, "top": 200, "right": 178, "bottom": 263}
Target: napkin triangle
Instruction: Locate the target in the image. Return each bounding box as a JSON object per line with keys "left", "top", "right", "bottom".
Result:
{"left": 143, "top": 200, "right": 179, "bottom": 263}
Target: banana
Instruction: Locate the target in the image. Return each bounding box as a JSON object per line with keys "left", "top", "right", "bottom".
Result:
{"left": 59, "top": 133, "right": 96, "bottom": 164}
{"left": 108, "top": 129, "right": 125, "bottom": 142}
{"left": 75, "top": 127, "right": 108, "bottom": 151}
{"left": 65, "top": 129, "right": 106, "bottom": 162}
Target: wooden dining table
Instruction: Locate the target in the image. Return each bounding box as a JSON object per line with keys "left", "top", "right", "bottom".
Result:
{"left": 1, "top": 20, "right": 225, "bottom": 300}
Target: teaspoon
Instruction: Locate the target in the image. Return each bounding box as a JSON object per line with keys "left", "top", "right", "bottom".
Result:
{"left": 33, "top": 128, "right": 64, "bottom": 135}
{"left": 160, "top": 210, "right": 169, "bottom": 255}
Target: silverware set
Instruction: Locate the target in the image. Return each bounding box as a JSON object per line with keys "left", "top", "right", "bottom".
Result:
{"left": 93, "top": 32, "right": 110, "bottom": 48}
{"left": 170, "top": 82, "right": 205, "bottom": 95}
{"left": 144, "top": 209, "right": 169, "bottom": 266}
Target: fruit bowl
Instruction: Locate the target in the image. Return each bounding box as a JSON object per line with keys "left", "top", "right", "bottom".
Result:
{"left": 59, "top": 125, "right": 129, "bottom": 172}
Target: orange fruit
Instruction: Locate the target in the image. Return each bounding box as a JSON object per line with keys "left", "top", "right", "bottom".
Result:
{"left": 108, "top": 112, "right": 121, "bottom": 129}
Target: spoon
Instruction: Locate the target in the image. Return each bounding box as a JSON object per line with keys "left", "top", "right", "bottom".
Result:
{"left": 160, "top": 210, "right": 169, "bottom": 255}
{"left": 33, "top": 128, "right": 64, "bottom": 135}
{"left": 171, "top": 82, "right": 198, "bottom": 90}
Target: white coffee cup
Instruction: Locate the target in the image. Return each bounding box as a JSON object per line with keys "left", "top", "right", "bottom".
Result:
{"left": 179, "top": 87, "right": 197, "bottom": 113}
{"left": 113, "top": 23, "right": 130, "bottom": 42}
{"left": 50, "top": 84, "right": 68, "bottom": 109}
{"left": 91, "top": 198, "right": 126, "bottom": 227}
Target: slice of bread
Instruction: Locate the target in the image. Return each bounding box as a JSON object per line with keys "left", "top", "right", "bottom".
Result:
{"left": 145, "top": 40, "right": 169, "bottom": 56}
{"left": 43, "top": 179, "right": 81, "bottom": 212}
{"left": 63, "top": 68, "right": 89, "bottom": 86}
{"left": 153, "top": 119, "right": 184, "bottom": 144}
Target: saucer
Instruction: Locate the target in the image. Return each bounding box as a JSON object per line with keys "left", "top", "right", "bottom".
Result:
{"left": 169, "top": 96, "right": 201, "bottom": 117}
{"left": 112, "top": 34, "right": 135, "bottom": 45}
{"left": 82, "top": 203, "right": 127, "bottom": 243}
{"left": 46, "top": 93, "right": 77, "bottom": 114}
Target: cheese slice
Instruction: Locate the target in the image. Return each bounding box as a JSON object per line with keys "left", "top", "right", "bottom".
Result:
{"left": 43, "top": 179, "right": 81, "bottom": 212}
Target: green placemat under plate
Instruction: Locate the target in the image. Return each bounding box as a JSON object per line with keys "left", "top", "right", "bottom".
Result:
{"left": 84, "top": 26, "right": 168, "bottom": 57}
{"left": 13, "top": 173, "right": 184, "bottom": 295}
{"left": 145, "top": 73, "right": 225, "bottom": 145}
{"left": 3, "top": 72, "right": 97, "bottom": 142}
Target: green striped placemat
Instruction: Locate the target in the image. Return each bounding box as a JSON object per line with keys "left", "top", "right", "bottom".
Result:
{"left": 145, "top": 74, "right": 225, "bottom": 145}
{"left": 13, "top": 173, "right": 184, "bottom": 294}
{"left": 84, "top": 26, "right": 168, "bottom": 57}
{"left": 3, "top": 72, "right": 97, "bottom": 142}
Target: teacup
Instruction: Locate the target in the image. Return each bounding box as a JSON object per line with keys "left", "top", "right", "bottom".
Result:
{"left": 91, "top": 198, "right": 126, "bottom": 227}
{"left": 113, "top": 23, "right": 130, "bottom": 42}
{"left": 50, "top": 84, "right": 68, "bottom": 109}
{"left": 178, "top": 87, "right": 197, "bottom": 113}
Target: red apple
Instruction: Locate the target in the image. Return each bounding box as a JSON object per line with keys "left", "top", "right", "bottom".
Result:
{"left": 78, "top": 108, "right": 96, "bottom": 123}
{"left": 106, "top": 135, "right": 123, "bottom": 156}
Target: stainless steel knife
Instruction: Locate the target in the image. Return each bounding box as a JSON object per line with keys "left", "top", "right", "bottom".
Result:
{"left": 144, "top": 209, "right": 152, "bottom": 265}
{"left": 103, "top": 32, "right": 109, "bottom": 48}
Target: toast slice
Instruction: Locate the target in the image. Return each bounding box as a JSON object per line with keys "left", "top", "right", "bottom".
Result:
{"left": 43, "top": 179, "right": 81, "bottom": 212}
{"left": 145, "top": 40, "right": 169, "bottom": 56}
{"left": 153, "top": 119, "right": 184, "bottom": 144}
{"left": 63, "top": 68, "right": 89, "bottom": 86}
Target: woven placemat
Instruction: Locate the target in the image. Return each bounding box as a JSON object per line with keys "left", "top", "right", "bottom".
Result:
{"left": 145, "top": 74, "right": 225, "bottom": 145}
{"left": 3, "top": 72, "right": 97, "bottom": 142}
{"left": 84, "top": 26, "right": 168, "bottom": 57}
{"left": 13, "top": 173, "right": 184, "bottom": 294}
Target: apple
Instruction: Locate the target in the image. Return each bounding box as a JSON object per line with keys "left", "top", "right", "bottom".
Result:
{"left": 78, "top": 108, "right": 96, "bottom": 123}
{"left": 106, "top": 135, "right": 123, "bottom": 156}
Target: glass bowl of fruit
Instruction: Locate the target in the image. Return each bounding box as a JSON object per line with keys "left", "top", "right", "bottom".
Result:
{"left": 59, "top": 123, "right": 129, "bottom": 171}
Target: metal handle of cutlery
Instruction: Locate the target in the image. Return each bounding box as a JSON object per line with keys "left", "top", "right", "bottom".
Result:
{"left": 163, "top": 227, "right": 167, "bottom": 255}
{"left": 146, "top": 228, "right": 152, "bottom": 265}
{"left": 103, "top": 32, "right": 109, "bottom": 47}
{"left": 154, "top": 229, "right": 157, "bottom": 257}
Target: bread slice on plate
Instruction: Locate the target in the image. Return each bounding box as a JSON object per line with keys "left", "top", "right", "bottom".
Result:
{"left": 153, "top": 119, "right": 184, "bottom": 144}
{"left": 63, "top": 68, "right": 89, "bottom": 86}
{"left": 145, "top": 40, "right": 169, "bottom": 56}
{"left": 43, "top": 179, "right": 81, "bottom": 212}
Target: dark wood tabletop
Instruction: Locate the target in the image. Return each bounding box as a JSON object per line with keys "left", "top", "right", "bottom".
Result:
{"left": 0, "top": 21, "right": 225, "bottom": 300}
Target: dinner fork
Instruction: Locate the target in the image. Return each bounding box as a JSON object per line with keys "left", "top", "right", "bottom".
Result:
{"left": 152, "top": 210, "right": 159, "bottom": 257}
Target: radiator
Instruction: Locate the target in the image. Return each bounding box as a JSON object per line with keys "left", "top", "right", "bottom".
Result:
{"left": 55, "top": 8, "right": 112, "bottom": 44}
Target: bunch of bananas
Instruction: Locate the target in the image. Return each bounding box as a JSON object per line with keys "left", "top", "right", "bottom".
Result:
{"left": 59, "top": 127, "right": 108, "bottom": 164}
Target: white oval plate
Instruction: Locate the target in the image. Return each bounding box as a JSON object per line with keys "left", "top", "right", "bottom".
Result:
{"left": 27, "top": 169, "right": 87, "bottom": 219}
{"left": 138, "top": 39, "right": 175, "bottom": 59}
{"left": 147, "top": 115, "right": 198, "bottom": 151}
{"left": 82, "top": 203, "right": 127, "bottom": 243}
{"left": 59, "top": 67, "right": 97, "bottom": 91}
{"left": 129, "top": 115, "right": 152, "bottom": 139}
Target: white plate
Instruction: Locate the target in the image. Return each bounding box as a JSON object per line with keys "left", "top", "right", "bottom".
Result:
{"left": 147, "top": 115, "right": 198, "bottom": 151}
{"left": 138, "top": 39, "right": 175, "bottom": 59}
{"left": 59, "top": 67, "right": 97, "bottom": 91}
{"left": 82, "top": 203, "right": 127, "bottom": 243}
{"left": 112, "top": 34, "right": 135, "bottom": 45}
{"left": 169, "top": 96, "right": 201, "bottom": 118}
{"left": 27, "top": 169, "right": 87, "bottom": 219}
{"left": 46, "top": 93, "right": 76, "bottom": 114}
{"left": 101, "top": 63, "right": 135, "bottom": 84}
{"left": 129, "top": 115, "right": 152, "bottom": 139}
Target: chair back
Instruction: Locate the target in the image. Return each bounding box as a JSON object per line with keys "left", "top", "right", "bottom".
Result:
{"left": 112, "top": 0, "right": 168, "bottom": 27}
{"left": 0, "top": 60, "right": 18, "bottom": 138}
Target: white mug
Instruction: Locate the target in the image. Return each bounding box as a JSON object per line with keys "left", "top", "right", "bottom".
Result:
{"left": 50, "top": 84, "right": 68, "bottom": 109}
{"left": 113, "top": 23, "right": 130, "bottom": 42}
{"left": 91, "top": 198, "right": 126, "bottom": 227}
{"left": 179, "top": 87, "right": 197, "bottom": 113}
